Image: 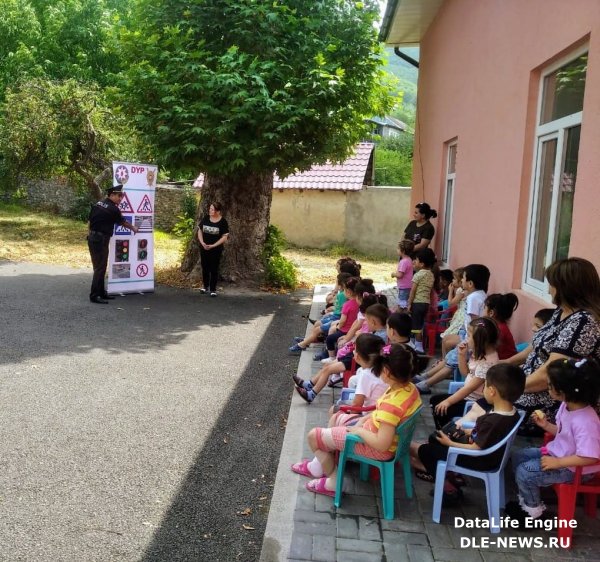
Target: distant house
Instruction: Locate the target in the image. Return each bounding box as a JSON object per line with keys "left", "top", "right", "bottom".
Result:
{"left": 367, "top": 116, "right": 409, "bottom": 138}
{"left": 380, "top": 0, "right": 600, "bottom": 341}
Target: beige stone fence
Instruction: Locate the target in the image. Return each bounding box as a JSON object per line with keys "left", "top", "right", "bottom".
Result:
{"left": 23, "top": 180, "right": 412, "bottom": 257}
{"left": 270, "top": 186, "right": 412, "bottom": 258}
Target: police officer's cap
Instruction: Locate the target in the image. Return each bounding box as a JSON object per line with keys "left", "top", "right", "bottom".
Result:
{"left": 106, "top": 184, "right": 124, "bottom": 194}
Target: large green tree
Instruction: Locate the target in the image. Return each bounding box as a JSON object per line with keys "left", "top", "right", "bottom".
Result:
{"left": 120, "top": 0, "right": 394, "bottom": 282}
{"left": 0, "top": 0, "right": 126, "bottom": 98}
{"left": 0, "top": 79, "right": 145, "bottom": 198}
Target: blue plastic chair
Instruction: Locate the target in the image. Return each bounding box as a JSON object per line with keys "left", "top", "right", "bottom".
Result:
{"left": 432, "top": 410, "right": 525, "bottom": 533}
{"left": 334, "top": 405, "right": 423, "bottom": 520}
{"left": 447, "top": 381, "right": 465, "bottom": 394}
{"left": 516, "top": 341, "right": 529, "bottom": 352}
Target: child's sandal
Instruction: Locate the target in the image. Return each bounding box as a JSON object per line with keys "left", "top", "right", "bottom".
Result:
{"left": 414, "top": 470, "right": 435, "bottom": 483}
{"left": 306, "top": 477, "right": 335, "bottom": 497}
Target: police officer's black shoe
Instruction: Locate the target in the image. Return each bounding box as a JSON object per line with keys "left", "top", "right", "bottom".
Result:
{"left": 90, "top": 296, "right": 109, "bottom": 304}
{"left": 102, "top": 295, "right": 116, "bottom": 300}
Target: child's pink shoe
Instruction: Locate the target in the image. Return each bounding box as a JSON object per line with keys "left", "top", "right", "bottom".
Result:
{"left": 291, "top": 459, "right": 324, "bottom": 478}
{"left": 306, "top": 477, "right": 335, "bottom": 497}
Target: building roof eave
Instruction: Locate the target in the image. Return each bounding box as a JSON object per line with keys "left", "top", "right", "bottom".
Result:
{"left": 379, "top": 0, "right": 444, "bottom": 46}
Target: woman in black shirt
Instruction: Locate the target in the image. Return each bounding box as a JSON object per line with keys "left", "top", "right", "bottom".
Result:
{"left": 197, "top": 202, "right": 229, "bottom": 296}
{"left": 403, "top": 202, "right": 437, "bottom": 251}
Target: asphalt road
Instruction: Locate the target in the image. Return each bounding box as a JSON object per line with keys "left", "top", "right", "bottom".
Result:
{"left": 0, "top": 261, "right": 310, "bottom": 562}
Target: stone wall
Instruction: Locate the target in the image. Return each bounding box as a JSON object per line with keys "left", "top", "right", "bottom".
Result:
{"left": 24, "top": 178, "right": 78, "bottom": 215}
{"left": 22, "top": 179, "right": 411, "bottom": 256}
{"left": 270, "top": 186, "right": 412, "bottom": 258}
{"left": 23, "top": 179, "right": 196, "bottom": 232}
{"left": 154, "top": 184, "right": 197, "bottom": 231}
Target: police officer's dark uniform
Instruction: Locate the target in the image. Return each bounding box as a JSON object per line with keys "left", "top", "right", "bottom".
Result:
{"left": 87, "top": 185, "right": 137, "bottom": 304}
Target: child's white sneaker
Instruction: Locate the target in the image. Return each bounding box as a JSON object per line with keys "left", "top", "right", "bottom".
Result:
{"left": 321, "top": 357, "right": 335, "bottom": 364}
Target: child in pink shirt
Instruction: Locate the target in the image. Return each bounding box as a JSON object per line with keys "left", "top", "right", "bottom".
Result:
{"left": 392, "top": 239, "right": 414, "bottom": 311}
{"left": 507, "top": 358, "right": 600, "bottom": 525}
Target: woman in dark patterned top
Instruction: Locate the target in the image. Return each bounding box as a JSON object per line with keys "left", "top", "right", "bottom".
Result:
{"left": 507, "top": 258, "right": 600, "bottom": 426}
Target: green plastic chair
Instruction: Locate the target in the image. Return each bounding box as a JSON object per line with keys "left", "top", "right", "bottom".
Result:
{"left": 333, "top": 405, "right": 423, "bottom": 519}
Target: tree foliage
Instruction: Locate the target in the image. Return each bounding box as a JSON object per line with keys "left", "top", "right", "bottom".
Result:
{"left": 0, "top": 79, "right": 144, "bottom": 198}
{"left": 0, "top": 0, "right": 125, "bottom": 99}
{"left": 374, "top": 135, "right": 413, "bottom": 186}
{"left": 119, "top": 0, "right": 396, "bottom": 178}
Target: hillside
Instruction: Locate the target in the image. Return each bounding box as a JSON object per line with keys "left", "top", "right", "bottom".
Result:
{"left": 384, "top": 46, "right": 419, "bottom": 123}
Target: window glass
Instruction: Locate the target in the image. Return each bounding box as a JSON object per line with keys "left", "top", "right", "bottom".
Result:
{"left": 554, "top": 125, "right": 580, "bottom": 261}
{"left": 530, "top": 138, "right": 557, "bottom": 282}
{"left": 448, "top": 144, "right": 457, "bottom": 174}
{"left": 540, "top": 54, "right": 587, "bottom": 124}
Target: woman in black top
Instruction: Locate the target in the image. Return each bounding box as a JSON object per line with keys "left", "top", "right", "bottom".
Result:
{"left": 197, "top": 202, "right": 229, "bottom": 296}
{"left": 403, "top": 202, "right": 438, "bottom": 251}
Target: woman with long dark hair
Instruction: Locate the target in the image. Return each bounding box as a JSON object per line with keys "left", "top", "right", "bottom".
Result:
{"left": 403, "top": 202, "right": 438, "bottom": 251}
{"left": 507, "top": 257, "right": 600, "bottom": 429}
{"left": 197, "top": 202, "right": 229, "bottom": 296}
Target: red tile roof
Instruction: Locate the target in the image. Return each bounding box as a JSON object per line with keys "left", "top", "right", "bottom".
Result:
{"left": 274, "top": 142, "right": 374, "bottom": 191}
{"left": 193, "top": 142, "right": 374, "bottom": 191}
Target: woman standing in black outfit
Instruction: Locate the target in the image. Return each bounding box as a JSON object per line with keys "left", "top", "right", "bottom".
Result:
{"left": 197, "top": 202, "right": 229, "bottom": 296}
{"left": 403, "top": 202, "right": 438, "bottom": 251}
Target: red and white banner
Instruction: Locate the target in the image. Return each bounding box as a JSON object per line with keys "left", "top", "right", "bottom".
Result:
{"left": 107, "top": 161, "right": 158, "bottom": 294}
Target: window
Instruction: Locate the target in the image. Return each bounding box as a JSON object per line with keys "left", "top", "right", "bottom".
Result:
{"left": 524, "top": 49, "right": 586, "bottom": 295}
{"left": 441, "top": 142, "right": 457, "bottom": 264}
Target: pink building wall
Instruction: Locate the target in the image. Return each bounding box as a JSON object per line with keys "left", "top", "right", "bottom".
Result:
{"left": 411, "top": 0, "right": 600, "bottom": 342}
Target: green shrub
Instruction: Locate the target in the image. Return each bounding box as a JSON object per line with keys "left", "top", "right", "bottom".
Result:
{"left": 172, "top": 187, "right": 199, "bottom": 259}
{"left": 262, "top": 224, "right": 286, "bottom": 260}
{"left": 265, "top": 254, "right": 298, "bottom": 289}
{"left": 263, "top": 224, "right": 298, "bottom": 289}
{"left": 68, "top": 193, "right": 94, "bottom": 222}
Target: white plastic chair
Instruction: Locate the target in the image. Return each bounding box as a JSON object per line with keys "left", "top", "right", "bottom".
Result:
{"left": 432, "top": 410, "right": 525, "bottom": 533}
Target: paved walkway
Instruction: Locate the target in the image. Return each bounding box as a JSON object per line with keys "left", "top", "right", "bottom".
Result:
{"left": 260, "top": 286, "right": 600, "bottom": 562}
{"left": 0, "top": 261, "right": 310, "bottom": 562}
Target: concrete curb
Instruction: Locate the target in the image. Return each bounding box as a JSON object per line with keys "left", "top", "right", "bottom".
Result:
{"left": 260, "top": 285, "right": 328, "bottom": 562}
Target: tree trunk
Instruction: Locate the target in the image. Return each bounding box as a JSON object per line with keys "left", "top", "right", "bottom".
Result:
{"left": 181, "top": 170, "right": 273, "bottom": 285}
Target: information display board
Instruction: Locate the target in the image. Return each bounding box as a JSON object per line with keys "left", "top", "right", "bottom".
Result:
{"left": 107, "top": 162, "right": 158, "bottom": 294}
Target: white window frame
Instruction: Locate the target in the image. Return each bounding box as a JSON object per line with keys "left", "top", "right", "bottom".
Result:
{"left": 441, "top": 141, "right": 457, "bottom": 265}
{"left": 523, "top": 45, "right": 587, "bottom": 299}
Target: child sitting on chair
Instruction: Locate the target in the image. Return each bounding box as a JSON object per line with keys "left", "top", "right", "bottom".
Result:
{"left": 455, "top": 307, "right": 555, "bottom": 429}
{"left": 505, "top": 358, "right": 600, "bottom": 526}
{"left": 292, "top": 335, "right": 388, "bottom": 480}
{"left": 483, "top": 293, "right": 519, "bottom": 359}
{"left": 293, "top": 344, "right": 422, "bottom": 497}
{"left": 322, "top": 258, "right": 360, "bottom": 313}
{"left": 409, "top": 364, "right": 525, "bottom": 502}
{"left": 429, "top": 317, "right": 500, "bottom": 430}
{"left": 416, "top": 264, "right": 490, "bottom": 394}
{"left": 330, "top": 334, "right": 389, "bottom": 415}
{"left": 293, "top": 294, "right": 386, "bottom": 403}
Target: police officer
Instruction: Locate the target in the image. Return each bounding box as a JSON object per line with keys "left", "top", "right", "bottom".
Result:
{"left": 87, "top": 185, "right": 139, "bottom": 304}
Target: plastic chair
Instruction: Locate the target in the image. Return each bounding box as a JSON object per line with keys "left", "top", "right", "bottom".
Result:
{"left": 334, "top": 405, "right": 423, "bottom": 519}
{"left": 515, "top": 342, "right": 529, "bottom": 353}
{"left": 432, "top": 410, "right": 525, "bottom": 532}
{"left": 423, "top": 305, "right": 457, "bottom": 356}
{"left": 547, "top": 437, "right": 600, "bottom": 548}
{"left": 448, "top": 381, "right": 465, "bottom": 394}
{"left": 336, "top": 389, "right": 376, "bottom": 415}
{"left": 342, "top": 358, "right": 358, "bottom": 387}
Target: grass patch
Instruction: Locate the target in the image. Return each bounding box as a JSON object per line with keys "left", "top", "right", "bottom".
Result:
{"left": 283, "top": 245, "right": 397, "bottom": 287}
{"left": 0, "top": 203, "right": 397, "bottom": 289}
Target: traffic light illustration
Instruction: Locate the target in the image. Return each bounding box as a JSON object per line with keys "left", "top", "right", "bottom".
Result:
{"left": 138, "top": 239, "right": 148, "bottom": 261}
{"left": 115, "top": 239, "right": 129, "bottom": 262}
